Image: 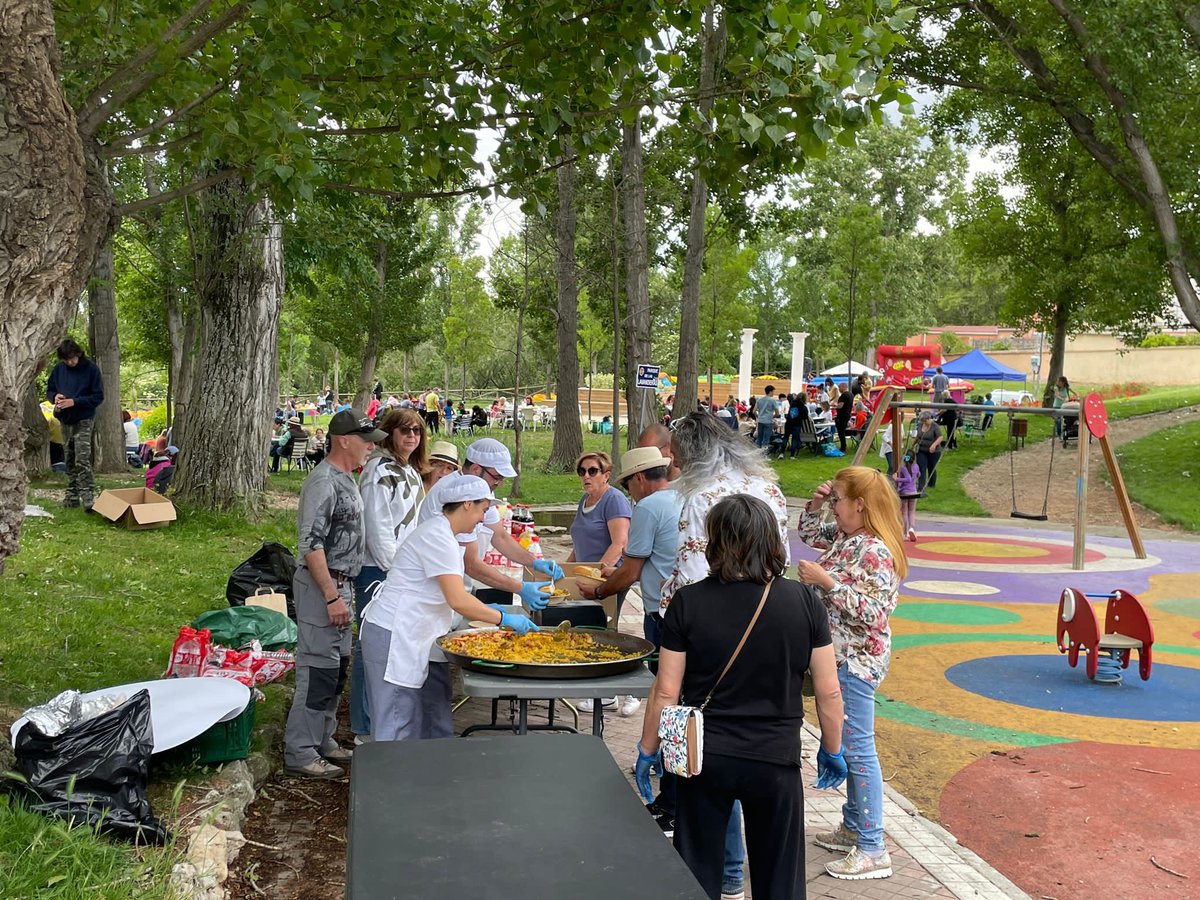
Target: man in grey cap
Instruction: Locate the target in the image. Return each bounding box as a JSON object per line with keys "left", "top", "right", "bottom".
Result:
{"left": 419, "top": 437, "right": 562, "bottom": 607}
{"left": 284, "top": 409, "right": 385, "bottom": 778}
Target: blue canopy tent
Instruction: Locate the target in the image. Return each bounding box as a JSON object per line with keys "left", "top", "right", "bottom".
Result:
{"left": 924, "top": 348, "right": 1026, "bottom": 381}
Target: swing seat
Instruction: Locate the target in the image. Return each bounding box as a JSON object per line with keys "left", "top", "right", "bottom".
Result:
{"left": 1011, "top": 511, "right": 1049, "bottom": 521}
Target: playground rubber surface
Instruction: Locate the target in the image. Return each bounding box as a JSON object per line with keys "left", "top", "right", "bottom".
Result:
{"left": 792, "top": 516, "right": 1200, "bottom": 898}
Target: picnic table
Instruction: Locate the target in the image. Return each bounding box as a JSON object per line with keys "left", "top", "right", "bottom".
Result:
{"left": 346, "top": 736, "right": 705, "bottom": 899}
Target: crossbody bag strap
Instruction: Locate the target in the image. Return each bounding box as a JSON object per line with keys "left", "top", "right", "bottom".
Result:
{"left": 698, "top": 579, "right": 772, "bottom": 712}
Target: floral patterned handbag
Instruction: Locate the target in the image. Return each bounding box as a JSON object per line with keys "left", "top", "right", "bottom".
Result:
{"left": 657, "top": 580, "right": 772, "bottom": 777}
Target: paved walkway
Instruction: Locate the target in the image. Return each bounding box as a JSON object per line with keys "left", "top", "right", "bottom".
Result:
{"left": 452, "top": 584, "right": 1029, "bottom": 900}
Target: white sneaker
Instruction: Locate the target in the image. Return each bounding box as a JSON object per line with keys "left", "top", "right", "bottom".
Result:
{"left": 575, "top": 697, "right": 616, "bottom": 713}
{"left": 907, "top": 528, "right": 917, "bottom": 543}
{"left": 619, "top": 696, "right": 641, "bottom": 717}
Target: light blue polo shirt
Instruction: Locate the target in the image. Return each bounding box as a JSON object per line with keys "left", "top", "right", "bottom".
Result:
{"left": 625, "top": 488, "right": 684, "bottom": 614}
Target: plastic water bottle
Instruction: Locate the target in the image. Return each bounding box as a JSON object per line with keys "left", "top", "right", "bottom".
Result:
{"left": 530, "top": 535, "right": 544, "bottom": 560}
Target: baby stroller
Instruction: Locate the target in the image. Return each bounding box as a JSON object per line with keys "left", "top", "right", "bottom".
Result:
{"left": 1061, "top": 410, "right": 1080, "bottom": 448}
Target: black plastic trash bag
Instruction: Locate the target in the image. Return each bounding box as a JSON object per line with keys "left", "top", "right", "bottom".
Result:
{"left": 226, "top": 541, "right": 297, "bottom": 619}
{"left": 193, "top": 605, "right": 298, "bottom": 650}
{"left": 7, "top": 690, "right": 168, "bottom": 844}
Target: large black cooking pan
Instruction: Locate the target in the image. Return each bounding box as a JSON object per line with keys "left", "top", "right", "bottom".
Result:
{"left": 436, "top": 627, "right": 654, "bottom": 679}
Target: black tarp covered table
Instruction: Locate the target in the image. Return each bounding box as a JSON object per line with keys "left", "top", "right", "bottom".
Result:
{"left": 346, "top": 735, "right": 705, "bottom": 900}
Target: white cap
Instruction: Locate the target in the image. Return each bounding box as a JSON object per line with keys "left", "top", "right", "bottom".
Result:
{"left": 437, "top": 474, "right": 500, "bottom": 508}
{"left": 465, "top": 437, "right": 517, "bottom": 477}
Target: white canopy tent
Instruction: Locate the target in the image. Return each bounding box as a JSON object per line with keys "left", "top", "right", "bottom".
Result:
{"left": 818, "top": 361, "right": 882, "bottom": 378}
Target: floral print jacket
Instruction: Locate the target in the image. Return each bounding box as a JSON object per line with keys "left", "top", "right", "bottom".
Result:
{"left": 660, "top": 470, "right": 789, "bottom": 610}
{"left": 796, "top": 508, "right": 899, "bottom": 686}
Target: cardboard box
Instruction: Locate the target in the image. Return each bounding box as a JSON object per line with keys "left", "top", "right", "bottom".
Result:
{"left": 91, "top": 487, "right": 177, "bottom": 530}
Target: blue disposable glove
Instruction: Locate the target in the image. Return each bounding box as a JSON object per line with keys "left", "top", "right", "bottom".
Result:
{"left": 532, "top": 559, "right": 565, "bottom": 581}
{"left": 519, "top": 579, "right": 552, "bottom": 611}
{"left": 498, "top": 611, "right": 539, "bottom": 635}
{"left": 634, "top": 743, "right": 660, "bottom": 803}
{"left": 815, "top": 746, "right": 848, "bottom": 790}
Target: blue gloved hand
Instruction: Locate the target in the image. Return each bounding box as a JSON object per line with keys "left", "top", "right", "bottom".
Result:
{"left": 635, "top": 743, "right": 660, "bottom": 803}
{"left": 815, "top": 746, "right": 848, "bottom": 790}
{"left": 519, "top": 579, "right": 552, "bottom": 611}
{"left": 532, "top": 559, "right": 565, "bottom": 581}
{"left": 498, "top": 611, "right": 539, "bottom": 635}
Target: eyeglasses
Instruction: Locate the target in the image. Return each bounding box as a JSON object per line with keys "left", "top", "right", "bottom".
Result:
{"left": 827, "top": 492, "right": 842, "bottom": 504}
{"left": 396, "top": 425, "right": 423, "bottom": 435}
{"left": 480, "top": 467, "right": 504, "bottom": 482}
{"left": 577, "top": 466, "right": 603, "bottom": 477}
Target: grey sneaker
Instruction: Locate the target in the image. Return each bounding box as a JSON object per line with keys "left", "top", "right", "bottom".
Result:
{"left": 320, "top": 742, "right": 353, "bottom": 762}
{"left": 284, "top": 757, "right": 344, "bottom": 779}
{"left": 825, "top": 847, "right": 892, "bottom": 880}
{"left": 813, "top": 822, "right": 858, "bottom": 853}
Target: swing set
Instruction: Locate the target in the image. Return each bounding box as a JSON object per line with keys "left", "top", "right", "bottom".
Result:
{"left": 851, "top": 389, "right": 1146, "bottom": 570}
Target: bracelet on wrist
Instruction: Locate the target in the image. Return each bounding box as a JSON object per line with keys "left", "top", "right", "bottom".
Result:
{"left": 326, "top": 596, "right": 340, "bottom": 605}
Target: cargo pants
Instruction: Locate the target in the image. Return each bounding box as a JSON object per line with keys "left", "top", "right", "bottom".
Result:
{"left": 62, "top": 418, "right": 95, "bottom": 506}
{"left": 284, "top": 566, "right": 353, "bottom": 767}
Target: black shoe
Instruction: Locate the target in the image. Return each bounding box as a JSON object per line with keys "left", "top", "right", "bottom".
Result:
{"left": 646, "top": 799, "right": 675, "bottom": 838}
{"left": 83, "top": 504, "right": 94, "bottom": 513}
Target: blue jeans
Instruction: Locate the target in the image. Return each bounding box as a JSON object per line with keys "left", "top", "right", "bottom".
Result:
{"left": 755, "top": 423, "right": 773, "bottom": 447}
{"left": 723, "top": 806, "right": 746, "bottom": 892}
{"left": 351, "top": 565, "right": 387, "bottom": 736}
{"left": 840, "top": 665, "right": 885, "bottom": 852}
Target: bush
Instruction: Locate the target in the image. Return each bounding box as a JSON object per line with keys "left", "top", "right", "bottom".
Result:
{"left": 138, "top": 403, "right": 167, "bottom": 440}
{"left": 938, "top": 332, "right": 969, "bottom": 356}
{"left": 1140, "top": 332, "right": 1200, "bottom": 347}
{"left": 990, "top": 339, "right": 1011, "bottom": 350}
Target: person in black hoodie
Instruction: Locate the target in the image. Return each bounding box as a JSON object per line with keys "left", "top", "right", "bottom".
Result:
{"left": 835, "top": 389, "right": 853, "bottom": 452}
{"left": 46, "top": 338, "right": 105, "bottom": 511}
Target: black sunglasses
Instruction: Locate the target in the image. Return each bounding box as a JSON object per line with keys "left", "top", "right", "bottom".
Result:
{"left": 396, "top": 425, "right": 424, "bottom": 435}
{"left": 577, "top": 465, "right": 603, "bottom": 477}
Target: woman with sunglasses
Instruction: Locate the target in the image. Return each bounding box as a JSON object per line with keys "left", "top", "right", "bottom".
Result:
{"left": 795, "top": 466, "right": 907, "bottom": 882}
{"left": 351, "top": 408, "right": 429, "bottom": 744}
{"left": 567, "top": 451, "right": 634, "bottom": 716}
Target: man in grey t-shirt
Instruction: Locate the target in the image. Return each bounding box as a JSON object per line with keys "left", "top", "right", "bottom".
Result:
{"left": 754, "top": 384, "right": 781, "bottom": 449}
{"left": 284, "top": 409, "right": 384, "bottom": 778}
{"left": 931, "top": 366, "right": 950, "bottom": 403}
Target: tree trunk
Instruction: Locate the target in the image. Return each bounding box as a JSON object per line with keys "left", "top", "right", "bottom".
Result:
{"left": 402, "top": 350, "right": 410, "bottom": 394}
{"left": 172, "top": 177, "right": 283, "bottom": 512}
{"left": 621, "top": 120, "right": 652, "bottom": 447}
{"left": 354, "top": 240, "right": 386, "bottom": 411}
{"left": 512, "top": 303, "right": 526, "bottom": 497}
{"left": 675, "top": 3, "right": 724, "bottom": 419}
{"left": 1042, "top": 299, "right": 1071, "bottom": 407}
{"left": 0, "top": 0, "right": 112, "bottom": 572}
{"left": 22, "top": 382, "right": 50, "bottom": 478}
{"left": 332, "top": 348, "right": 340, "bottom": 406}
{"left": 548, "top": 143, "right": 584, "bottom": 471}
{"left": 88, "top": 239, "right": 126, "bottom": 472}
{"left": 610, "top": 157, "right": 623, "bottom": 462}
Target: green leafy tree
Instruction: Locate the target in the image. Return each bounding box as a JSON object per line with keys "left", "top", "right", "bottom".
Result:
{"left": 904, "top": 0, "right": 1200, "bottom": 329}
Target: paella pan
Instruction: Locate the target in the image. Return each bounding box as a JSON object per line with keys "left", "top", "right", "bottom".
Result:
{"left": 436, "top": 626, "right": 654, "bottom": 679}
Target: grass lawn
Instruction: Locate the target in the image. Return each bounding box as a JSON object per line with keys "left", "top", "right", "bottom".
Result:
{"left": 2, "top": 476, "right": 297, "bottom": 897}
{"left": 1108, "top": 418, "right": 1200, "bottom": 531}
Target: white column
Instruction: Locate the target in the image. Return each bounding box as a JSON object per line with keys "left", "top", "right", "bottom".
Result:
{"left": 738, "top": 328, "right": 758, "bottom": 402}
{"left": 789, "top": 331, "right": 809, "bottom": 395}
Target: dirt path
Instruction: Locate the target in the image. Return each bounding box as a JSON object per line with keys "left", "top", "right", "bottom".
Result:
{"left": 961, "top": 405, "right": 1200, "bottom": 531}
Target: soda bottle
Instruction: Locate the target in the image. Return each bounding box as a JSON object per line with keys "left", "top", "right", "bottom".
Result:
{"left": 530, "top": 535, "right": 544, "bottom": 560}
